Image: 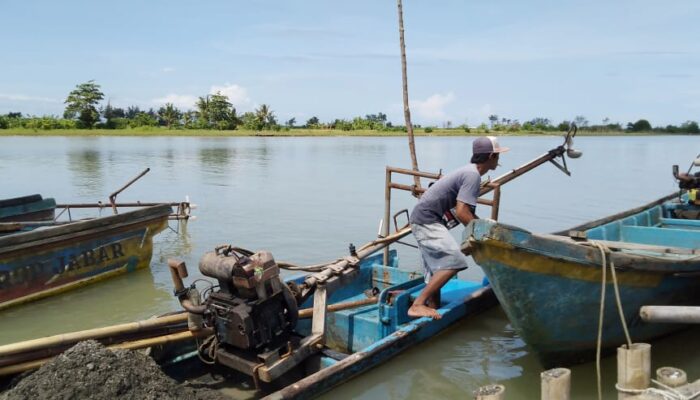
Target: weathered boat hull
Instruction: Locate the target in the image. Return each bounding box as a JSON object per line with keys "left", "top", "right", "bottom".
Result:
{"left": 0, "top": 205, "right": 171, "bottom": 310}
{"left": 466, "top": 194, "right": 700, "bottom": 367}
{"left": 155, "top": 252, "right": 496, "bottom": 399}
{"left": 0, "top": 195, "right": 56, "bottom": 223}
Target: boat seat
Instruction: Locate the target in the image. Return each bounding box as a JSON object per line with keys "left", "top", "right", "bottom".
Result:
{"left": 621, "top": 225, "right": 700, "bottom": 249}
{"left": 659, "top": 217, "right": 700, "bottom": 230}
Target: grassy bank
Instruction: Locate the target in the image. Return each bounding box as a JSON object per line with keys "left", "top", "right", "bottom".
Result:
{"left": 0, "top": 127, "right": 680, "bottom": 137}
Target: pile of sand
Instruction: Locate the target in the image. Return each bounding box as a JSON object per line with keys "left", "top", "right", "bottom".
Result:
{"left": 1, "top": 340, "right": 228, "bottom": 400}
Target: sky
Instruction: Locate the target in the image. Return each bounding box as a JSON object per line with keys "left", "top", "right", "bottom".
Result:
{"left": 1, "top": 0, "right": 699, "bottom": 127}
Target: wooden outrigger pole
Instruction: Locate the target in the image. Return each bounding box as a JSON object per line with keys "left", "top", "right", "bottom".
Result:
{"left": 397, "top": 0, "right": 421, "bottom": 192}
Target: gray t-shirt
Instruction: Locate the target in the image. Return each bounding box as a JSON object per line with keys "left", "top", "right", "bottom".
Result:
{"left": 410, "top": 164, "right": 481, "bottom": 225}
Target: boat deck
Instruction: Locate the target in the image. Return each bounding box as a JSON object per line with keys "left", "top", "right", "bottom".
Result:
{"left": 585, "top": 201, "right": 700, "bottom": 250}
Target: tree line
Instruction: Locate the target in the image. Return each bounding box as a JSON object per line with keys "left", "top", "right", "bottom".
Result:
{"left": 0, "top": 80, "right": 698, "bottom": 134}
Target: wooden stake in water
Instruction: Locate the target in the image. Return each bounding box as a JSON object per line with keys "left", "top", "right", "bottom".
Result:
{"left": 474, "top": 384, "right": 505, "bottom": 400}
{"left": 541, "top": 368, "right": 571, "bottom": 400}
{"left": 656, "top": 366, "right": 687, "bottom": 388}
{"left": 617, "top": 343, "right": 651, "bottom": 400}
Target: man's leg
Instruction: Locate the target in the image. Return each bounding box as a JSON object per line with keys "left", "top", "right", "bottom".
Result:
{"left": 408, "top": 269, "right": 458, "bottom": 320}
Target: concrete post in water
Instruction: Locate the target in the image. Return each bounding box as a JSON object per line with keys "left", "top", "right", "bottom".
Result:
{"left": 541, "top": 368, "right": 570, "bottom": 400}
{"left": 617, "top": 343, "right": 651, "bottom": 400}
{"left": 474, "top": 384, "right": 505, "bottom": 400}
{"left": 656, "top": 367, "right": 687, "bottom": 388}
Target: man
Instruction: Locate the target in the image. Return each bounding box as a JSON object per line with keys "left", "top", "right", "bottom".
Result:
{"left": 408, "top": 136, "right": 509, "bottom": 319}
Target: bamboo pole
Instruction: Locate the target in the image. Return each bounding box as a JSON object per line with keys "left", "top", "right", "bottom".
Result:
{"left": 397, "top": 0, "right": 421, "bottom": 192}
{"left": 0, "top": 329, "right": 210, "bottom": 377}
{"left": 616, "top": 343, "right": 651, "bottom": 400}
{"left": 640, "top": 306, "right": 700, "bottom": 324}
{"left": 0, "top": 312, "right": 187, "bottom": 358}
{"left": 474, "top": 384, "right": 506, "bottom": 399}
{"left": 541, "top": 368, "right": 570, "bottom": 400}
{"left": 298, "top": 297, "right": 378, "bottom": 319}
{"left": 656, "top": 366, "right": 687, "bottom": 388}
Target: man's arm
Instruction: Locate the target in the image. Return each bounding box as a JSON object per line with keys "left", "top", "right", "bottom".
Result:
{"left": 454, "top": 201, "right": 477, "bottom": 226}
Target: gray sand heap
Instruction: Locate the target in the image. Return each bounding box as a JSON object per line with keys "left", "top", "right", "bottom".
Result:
{"left": 1, "top": 340, "right": 227, "bottom": 400}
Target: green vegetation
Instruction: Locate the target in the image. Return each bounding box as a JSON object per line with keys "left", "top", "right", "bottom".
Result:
{"left": 1, "top": 80, "right": 699, "bottom": 136}
{"left": 63, "top": 80, "right": 104, "bottom": 128}
{"left": 0, "top": 127, "right": 689, "bottom": 137}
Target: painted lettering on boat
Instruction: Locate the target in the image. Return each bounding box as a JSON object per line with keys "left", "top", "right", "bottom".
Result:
{"left": 0, "top": 242, "right": 127, "bottom": 288}
{"left": 55, "top": 243, "right": 125, "bottom": 273}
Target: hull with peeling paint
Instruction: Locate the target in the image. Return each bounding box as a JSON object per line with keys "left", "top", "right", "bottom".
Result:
{"left": 0, "top": 205, "right": 171, "bottom": 310}
{"left": 157, "top": 251, "right": 496, "bottom": 400}
{"left": 465, "top": 193, "right": 700, "bottom": 367}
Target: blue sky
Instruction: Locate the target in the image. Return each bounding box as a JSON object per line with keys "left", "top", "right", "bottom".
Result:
{"left": 1, "top": 0, "right": 699, "bottom": 126}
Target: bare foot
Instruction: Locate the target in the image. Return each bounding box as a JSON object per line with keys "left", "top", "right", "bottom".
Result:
{"left": 408, "top": 304, "right": 442, "bottom": 320}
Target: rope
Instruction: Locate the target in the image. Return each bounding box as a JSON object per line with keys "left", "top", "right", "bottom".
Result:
{"left": 591, "top": 241, "right": 633, "bottom": 400}
{"left": 615, "top": 379, "right": 700, "bottom": 400}
{"left": 594, "top": 242, "right": 607, "bottom": 400}
{"left": 591, "top": 240, "right": 700, "bottom": 399}
{"left": 196, "top": 334, "right": 218, "bottom": 365}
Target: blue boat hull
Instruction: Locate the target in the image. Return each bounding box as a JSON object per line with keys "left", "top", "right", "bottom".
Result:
{"left": 266, "top": 252, "right": 496, "bottom": 399}
{"left": 156, "top": 251, "right": 496, "bottom": 399}
{"left": 466, "top": 194, "right": 700, "bottom": 367}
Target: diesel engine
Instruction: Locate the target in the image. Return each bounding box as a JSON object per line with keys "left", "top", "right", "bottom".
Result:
{"left": 197, "top": 246, "right": 298, "bottom": 354}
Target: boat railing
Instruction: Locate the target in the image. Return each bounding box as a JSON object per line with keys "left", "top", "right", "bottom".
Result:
{"left": 54, "top": 201, "right": 192, "bottom": 221}
{"left": 54, "top": 168, "right": 192, "bottom": 222}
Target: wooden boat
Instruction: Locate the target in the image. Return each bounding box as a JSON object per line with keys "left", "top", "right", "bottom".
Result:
{"left": 464, "top": 192, "right": 700, "bottom": 368}
{"left": 0, "top": 194, "right": 56, "bottom": 223}
{"left": 0, "top": 204, "right": 173, "bottom": 311}
{"left": 0, "top": 250, "right": 497, "bottom": 399}
{"left": 153, "top": 250, "right": 497, "bottom": 399}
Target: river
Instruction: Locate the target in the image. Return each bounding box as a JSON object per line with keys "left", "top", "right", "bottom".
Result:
{"left": 1, "top": 135, "right": 698, "bottom": 399}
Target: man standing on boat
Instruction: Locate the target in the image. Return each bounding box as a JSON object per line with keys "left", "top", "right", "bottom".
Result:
{"left": 408, "top": 136, "right": 508, "bottom": 319}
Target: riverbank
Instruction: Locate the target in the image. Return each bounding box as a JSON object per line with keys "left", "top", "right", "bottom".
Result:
{"left": 0, "top": 127, "right": 682, "bottom": 137}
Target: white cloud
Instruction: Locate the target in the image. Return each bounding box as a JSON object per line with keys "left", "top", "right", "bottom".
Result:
{"left": 412, "top": 92, "right": 455, "bottom": 121}
{"left": 0, "top": 94, "right": 59, "bottom": 103}
{"left": 152, "top": 94, "right": 198, "bottom": 109}
{"left": 152, "top": 83, "right": 252, "bottom": 111}
{"left": 162, "top": 67, "right": 176, "bottom": 73}
{"left": 209, "top": 83, "right": 251, "bottom": 108}
{"left": 464, "top": 104, "right": 494, "bottom": 125}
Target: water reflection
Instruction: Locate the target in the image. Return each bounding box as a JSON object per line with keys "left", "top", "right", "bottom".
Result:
{"left": 67, "top": 148, "right": 103, "bottom": 197}
{"left": 153, "top": 220, "right": 194, "bottom": 263}
{"left": 199, "top": 147, "right": 235, "bottom": 170}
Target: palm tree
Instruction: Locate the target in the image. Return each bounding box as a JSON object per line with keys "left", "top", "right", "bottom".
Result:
{"left": 158, "top": 103, "right": 181, "bottom": 129}
{"left": 196, "top": 96, "right": 211, "bottom": 127}
{"left": 255, "top": 104, "right": 276, "bottom": 129}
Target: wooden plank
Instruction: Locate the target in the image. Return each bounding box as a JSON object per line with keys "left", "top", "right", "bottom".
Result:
{"left": 0, "top": 194, "right": 43, "bottom": 208}
{"left": 660, "top": 217, "right": 700, "bottom": 228}
{"left": 544, "top": 233, "right": 699, "bottom": 256}
{"left": 621, "top": 226, "right": 700, "bottom": 250}
{"left": 553, "top": 192, "right": 679, "bottom": 235}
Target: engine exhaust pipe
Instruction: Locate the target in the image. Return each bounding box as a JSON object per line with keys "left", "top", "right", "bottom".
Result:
{"left": 168, "top": 259, "right": 207, "bottom": 318}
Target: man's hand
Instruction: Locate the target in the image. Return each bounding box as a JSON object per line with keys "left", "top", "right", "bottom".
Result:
{"left": 455, "top": 201, "right": 476, "bottom": 226}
